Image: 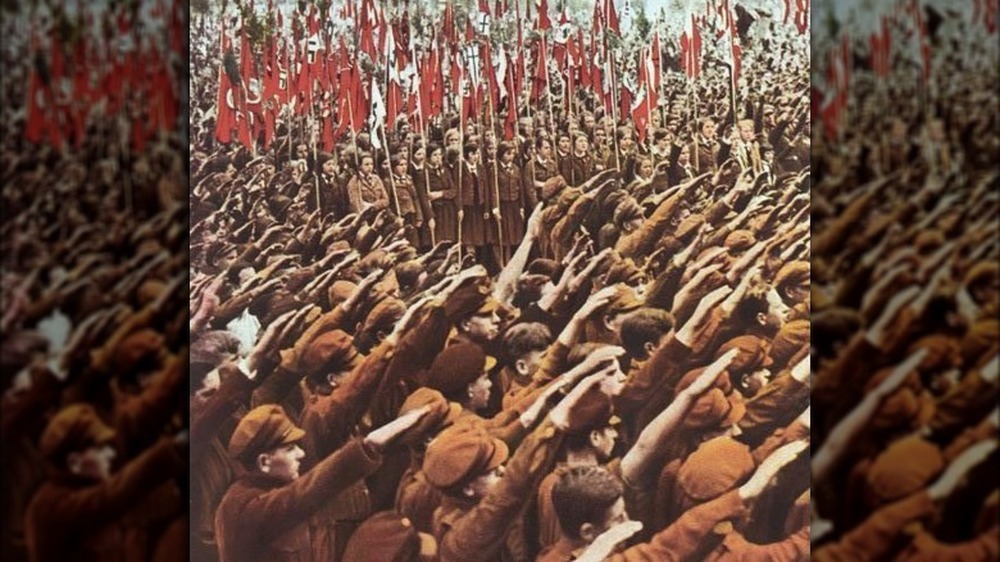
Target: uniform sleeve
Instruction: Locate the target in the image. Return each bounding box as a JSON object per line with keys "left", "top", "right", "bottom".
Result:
{"left": 897, "top": 524, "right": 999, "bottom": 562}
{"left": 38, "top": 437, "right": 186, "bottom": 533}
{"left": 812, "top": 491, "right": 936, "bottom": 562}
{"left": 438, "top": 421, "right": 564, "bottom": 562}
{"left": 713, "top": 525, "right": 809, "bottom": 562}
{"left": 611, "top": 489, "right": 750, "bottom": 562}
{"left": 738, "top": 372, "right": 810, "bottom": 449}
{"left": 305, "top": 342, "right": 395, "bottom": 457}
{"left": 242, "top": 438, "right": 383, "bottom": 542}
{"left": 614, "top": 193, "right": 684, "bottom": 260}
{"left": 114, "top": 356, "right": 188, "bottom": 453}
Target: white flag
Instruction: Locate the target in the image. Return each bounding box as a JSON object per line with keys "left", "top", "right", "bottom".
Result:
{"left": 370, "top": 78, "right": 387, "bottom": 149}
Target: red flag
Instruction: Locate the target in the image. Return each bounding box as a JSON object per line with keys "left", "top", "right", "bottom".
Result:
{"left": 531, "top": 36, "right": 549, "bottom": 101}
{"left": 359, "top": 0, "right": 377, "bottom": 59}
{"left": 794, "top": 0, "right": 808, "bottom": 35}
{"left": 605, "top": 0, "right": 619, "bottom": 34}
{"left": 214, "top": 27, "right": 237, "bottom": 144}
{"left": 536, "top": 0, "right": 552, "bottom": 31}
{"left": 443, "top": 1, "right": 456, "bottom": 43}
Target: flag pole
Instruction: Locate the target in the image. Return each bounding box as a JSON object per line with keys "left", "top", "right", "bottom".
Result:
{"left": 487, "top": 91, "right": 505, "bottom": 266}
{"left": 457, "top": 58, "right": 465, "bottom": 262}
{"left": 608, "top": 48, "right": 622, "bottom": 171}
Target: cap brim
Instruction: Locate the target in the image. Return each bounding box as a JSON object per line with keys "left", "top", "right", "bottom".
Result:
{"left": 282, "top": 426, "right": 307, "bottom": 446}
{"left": 486, "top": 438, "right": 510, "bottom": 470}
{"left": 484, "top": 356, "right": 498, "bottom": 372}
{"left": 476, "top": 299, "right": 500, "bottom": 314}
{"left": 417, "top": 532, "right": 438, "bottom": 560}
{"left": 93, "top": 424, "right": 117, "bottom": 445}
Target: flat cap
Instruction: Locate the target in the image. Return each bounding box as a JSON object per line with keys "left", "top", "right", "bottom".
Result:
{"left": 678, "top": 436, "right": 754, "bottom": 501}
{"left": 423, "top": 343, "right": 497, "bottom": 400}
{"left": 300, "top": 329, "right": 361, "bottom": 375}
{"left": 342, "top": 511, "right": 437, "bottom": 562}
{"left": 40, "top": 403, "right": 116, "bottom": 464}
{"left": 228, "top": 405, "right": 306, "bottom": 462}
{"left": 423, "top": 425, "right": 508, "bottom": 489}
{"left": 774, "top": 261, "right": 810, "bottom": 293}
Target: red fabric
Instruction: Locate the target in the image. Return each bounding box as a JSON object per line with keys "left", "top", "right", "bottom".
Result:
{"left": 537, "top": 0, "right": 552, "bottom": 30}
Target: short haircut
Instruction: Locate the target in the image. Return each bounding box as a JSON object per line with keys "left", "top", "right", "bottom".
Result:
{"left": 551, "top": 466, "right": 624, "bottom": 540}
{"left": 620, "top": 308, "right": 674, "bottom": 358}
{"left": 502, "top": 323, "right": 553, "bottom": 363}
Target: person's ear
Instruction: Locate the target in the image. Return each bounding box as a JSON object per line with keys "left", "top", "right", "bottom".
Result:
{"left": 461, "top": 482, "right": 476, "bottom": 499}
{"left": 515, "top": 359, "right": 530, "bottom": 376}
{"left": 459, "top": 318, "right": 472, "bottom": 333}
{"left": 643, "top": 341, "right": 657, "bottom": 357}
{"left": 257, "top": 453, "right": 271, "bottom": 473}
{"left": 67, "top": 452, "right": 83, "bottom": 475}
{"left": 756, "top": 312, "right": 767, "bottom": 326}
{"left": 376, "top": 330, "right": 387, "bottom": 343}
{"left": 588, "top": 429, "right": 603, "bottom": 450}
{"left": 603, "top": 314, "right": 615, "bottom": 332}
{"left": 579, "top": 522, "right": 599, "bottom": 543}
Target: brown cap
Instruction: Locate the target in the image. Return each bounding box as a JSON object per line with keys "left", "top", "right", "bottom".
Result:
{"left": 604, "top": 258, "right": 644, "bottom": 286}
{"left": 915, "top": 230, "right": 945, "bottom": 253}
{"left": 724, "top": 230, "right": 756, "bottom": 252}
{"left": 361, "top": 297, "right": 406, "bottom": 336}
{"left": 423, "top": 343, "right": 496, "bottom": 400}
{"left": 299, "top": 329, "right": 361, "bottom": 375}
{"left": 565, "top": 385, "right": 621, "bottom": 434}
{"left": 770, "top": 319, "right": 810, "bottom": 366}
{"left": 399, "top": 388, "right": 463, "bottom": 441}
{"left": 907, "top": 334, "right": 960, "bottom": 373}
{"left": 716, "top": 335, "right": 774, "bottom": 374}
{"left": 342, "top": 511, "right": 437, "bottom": 562}
{"left": 328, "top": 280, "right": 358, "bottom": 308}
{"left": 678, "top": 436, "right": 754, "bottom": 501}
{"left": 137, "top": 279, "right": 165, "bottom": 306}
{"left": 604, "top": 284, "right": 643, "bottom": 317}
{"left": 423, "top": 425, "right": 509, "bottom": 489}
{"left": 40, "top": 403, "right": 116, "bottom": 464}
{"left": 228, "top": 405, "right": 306, "bottom": 462}
{"left": 866, "top": 435, "right": 944, "bottom": 505}
{"left": 964, "top": 261, "right": 998, "bottom": 288}
{"left": 112, "top": 329, "right": 163, "bottom": 374}
{"left": 775, "top": 261, "right": 810, "bottom": 293}
{"left": 473, "top": 297, "right": 501, "bottom": 315}
{"left": 613, "top": 199, "right": 644, "bottom": 227}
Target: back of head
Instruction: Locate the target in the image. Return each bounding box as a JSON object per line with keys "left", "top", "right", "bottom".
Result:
{"left": 619, "top": 307, "right": 674, "bottom": 359}
{"left": 551, "top": 465, "right": 624, "bottom": 541}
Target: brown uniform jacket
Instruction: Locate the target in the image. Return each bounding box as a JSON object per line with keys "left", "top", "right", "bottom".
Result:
{"left": 346, "top": 174, "right": 389, "bottom": 214}
{"left": 214, "top": 439, "right": 382, "bottom": 562}
{"left": 25, "top": 438, "right": 186, "bottom": 562}
{"left": 537, "top": 488, "right": 750, "bottom": 562}
{"left": 434, "top": 420, "right": 564, "bottom": 562}
{"left": 704, "top": 525, "right": 809, "bottom": 561}
{"left": 812, "top": 491, "right": 936, "bottom": 562}
{"left": 565, "top": 152, "right": 597, "bottom": 187}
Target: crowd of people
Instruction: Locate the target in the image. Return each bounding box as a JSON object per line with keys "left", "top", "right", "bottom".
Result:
{"left": 189, "top": 5, "right": 815, "bottom": 562}
{"left": 808, "top": 12, "right": 999, "bottom": 561}
{"left": 1, "top": 4, "right": 190, "bottom": 562}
